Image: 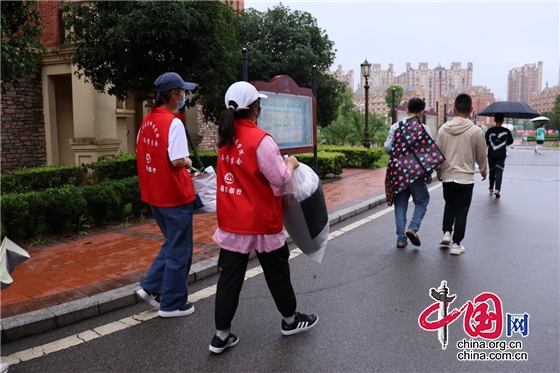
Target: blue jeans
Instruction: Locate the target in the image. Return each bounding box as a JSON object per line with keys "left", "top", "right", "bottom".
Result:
{"left": 140, "top": 203, "right": 194, "bottom": 311}
{"left": 393, "top": 180, "right": 430, "bottom": 243}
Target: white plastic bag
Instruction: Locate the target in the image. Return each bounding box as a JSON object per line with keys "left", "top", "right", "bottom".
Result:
{"left": 284, "top": 162, "right": 320, "bottom": 202}
{"left": 282, "top": 163, "right": 329, "bottom": 263}
{"left": 191, "top": 166, "right": 216, "bottom": 214}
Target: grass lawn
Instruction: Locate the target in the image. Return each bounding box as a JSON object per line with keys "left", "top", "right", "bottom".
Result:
{"left": 373, "top": 153, "right": 389, "bottom": 168}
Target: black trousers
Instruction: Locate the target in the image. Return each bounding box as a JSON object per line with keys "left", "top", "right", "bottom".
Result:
{"left": 488, "top": 157, "right": 506, "bottom": 192}
{"left": 442, "top": 182, "right": 474, "bottom": 245}
{"left": 215, "top": 242, "right": 297, "bottom": 330}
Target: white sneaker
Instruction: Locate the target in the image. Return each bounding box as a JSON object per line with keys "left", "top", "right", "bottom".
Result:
{"left": 0, "top": 362, "right": 9, "bottom": 373}
{"left": 450, "top": 243, "right": 465, "bottom": 255}
{"left": 136, "top": 288, "right": 160, "bottom": 309}
{"left": 440, "top": 231, "right": 451, "bottom": 245}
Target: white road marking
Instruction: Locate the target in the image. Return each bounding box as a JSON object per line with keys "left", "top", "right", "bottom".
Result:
{"left": 2, "top": 186, "right": 442, "bottom": 366}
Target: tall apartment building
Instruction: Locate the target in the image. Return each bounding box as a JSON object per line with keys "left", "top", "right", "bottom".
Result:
{"left": 369, "top": 63, "right": 394, "bottom": 90}
{"left": 352, "top": 62, "right": 474, "bottom": 118}
{"left": 330, "top": 65, "right": 355, "bottom": 90}
{"left": 394, "top": 62, "right": 473, "bottom": 109}
{"left": 507, "top": 62, "right": 543, "bottom": 103}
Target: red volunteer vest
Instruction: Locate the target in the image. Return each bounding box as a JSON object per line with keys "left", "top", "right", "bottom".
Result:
{"left": 216, "top": 119, "right": 283, "bottom": 234}
{"left": 136, "top": 107, "right": 195, "bottom": 207}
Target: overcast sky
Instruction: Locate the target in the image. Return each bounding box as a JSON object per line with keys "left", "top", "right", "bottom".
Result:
{"left": 245, "top": 0, "right": 559, "bottom": 101}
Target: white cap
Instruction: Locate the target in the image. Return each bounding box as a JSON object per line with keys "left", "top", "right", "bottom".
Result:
{"left": 224, "top": 81, "right": 268, "bottom": 111}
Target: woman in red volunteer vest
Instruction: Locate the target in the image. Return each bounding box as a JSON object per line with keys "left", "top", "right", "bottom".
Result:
{"left": 208, "top": 81, "right": 319, "bottom": 354}
{"left": 136, "top": 72, "right": 197, "bottom": 318}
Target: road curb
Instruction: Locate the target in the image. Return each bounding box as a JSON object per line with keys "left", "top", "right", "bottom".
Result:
{"left": 1, "top": 194, "right": 387, "bottom": 342}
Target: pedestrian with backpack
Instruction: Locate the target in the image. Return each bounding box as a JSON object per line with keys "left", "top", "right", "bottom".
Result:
{"left": 384, "top": 98, "right": 435, "bottom": 249}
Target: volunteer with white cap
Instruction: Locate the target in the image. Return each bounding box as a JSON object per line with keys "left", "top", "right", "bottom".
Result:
{"left": 209, "top": 81, "right": 319, "bottom": 354}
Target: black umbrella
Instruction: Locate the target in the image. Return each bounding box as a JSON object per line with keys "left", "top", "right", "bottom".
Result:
{"left": 477, "top": 101, "right": 539, "bottom": 119}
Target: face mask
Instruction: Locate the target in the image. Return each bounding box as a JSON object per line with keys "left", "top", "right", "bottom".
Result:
{"left": 176, "top": 93, "right": 186, "bottom": 110}
{"left": 254, "top": 102, "right": 261, "bottom": 119}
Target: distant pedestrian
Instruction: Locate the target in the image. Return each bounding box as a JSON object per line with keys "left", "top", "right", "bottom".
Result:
{"left": 435, "top": 94, "right": 487, "bottom": 255}
{"left": 485, "top": 113, "right": 514, "bottom": 198}
{"left": 209, "top": 81, "right": 318, "bottom": 354}
{"left": 384, "top": 98, "right": 433, "bottom": 248}
{"left": 522, "top": 131, "right": 529, "bottom": 145}
{"left": 535, "top": 123, "right": 545, "bottom": 154}
{"left": 136, "top": 72, "right": 198, "bottom": 318}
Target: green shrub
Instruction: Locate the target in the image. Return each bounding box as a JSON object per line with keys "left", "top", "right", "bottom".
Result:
{"left": 297, "top": 151, "right": 345, "bottom": 178}
{"left": 526, "top": 135, "right": 558, "bottom": 142}
{"left": 0, "top": 193, "right": 30, "bottom": 237}
{"left": 195, "top": 150, "right": 218, "bottom": 170}
{"left": 120, "top": 176, "right": 150, "bottom": 217}
{"left": 320, "top": 145, "right": 384, "bottom": 168}
{"left": 0, "top": 165, "right": 83, "bottom": 193}
{"left": 42, "top": 186, "right": 88, "bottom": 233}
{"left": 21, "top": 192, "right": 45, "bottom": 237}
{"left": 1, "top": 192, "right": 46, "bottom": 238}
{"left": 81, "top": 183, "right": 121, "bottom": 225}
{"left": 106, "top": 179, "right": 128, "bottom": 221}
{"left": 89, "top": 153, "right": 137, "bottom": 181}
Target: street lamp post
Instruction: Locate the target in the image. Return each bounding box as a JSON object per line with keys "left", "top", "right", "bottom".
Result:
{"left": 361, "top": 58, "right": 372, "bottom": 149}
{"left": 392, "top": 87, "right": 396, "bottom": 123}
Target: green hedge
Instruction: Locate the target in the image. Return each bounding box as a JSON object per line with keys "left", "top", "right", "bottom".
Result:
{"left": 526, "top": 135, "right": 558, "bottom": 142}
{"left": 0, "top": 146, "right": 383, "bottom": 191}
{"left": 0, "top": 177, "right": 149, "bottom": 239}
{"left": 89, "top": 153, "right": 137, "bottom": 181}
{"left": 194, "top": 150, "right": 218, "bottom": 170}
{"left": 41, "top": 186, "right": 88, "bottom": 233}
{"left": 319, "top": 145, "right": 384, "bottom": 168}
{"left": 1, "top": 146, "right": 381, "bottom": 239}
{"left": 0, "top": 165, "right": 85, "bottom": 193}
{"left": 296, "top": 151, "right": 345, "bottom": 178}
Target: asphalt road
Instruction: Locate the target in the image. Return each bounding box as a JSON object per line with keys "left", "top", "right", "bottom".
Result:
{"left": 2, "top": 148, "right": 559, "bottom": 373}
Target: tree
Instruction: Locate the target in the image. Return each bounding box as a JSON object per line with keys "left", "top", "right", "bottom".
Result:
{"left": 1, "top": 1, "right": 46, "bottom": 93}
{"left": 385, "top": 85, "right": 404, "bottom": 122}
{"left": 239, "top": 4, "right": 346, "bottom": 127}
{"left": 62, "top": 1, "right": 241, "bottom": 120}
{"left": 321, "top": 87, "right": 387, "bottom": 146}
{"left": 541, "top": 95, "right": 560, "bottom": 132}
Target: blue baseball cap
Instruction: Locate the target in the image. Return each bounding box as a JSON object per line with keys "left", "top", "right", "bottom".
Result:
{"left": 154, "top": 72, "right": 196, "bottom": 100}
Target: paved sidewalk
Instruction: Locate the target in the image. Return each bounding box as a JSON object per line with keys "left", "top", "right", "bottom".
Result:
{"left": 0, "top": 168, "right": 388, "bottom": 342}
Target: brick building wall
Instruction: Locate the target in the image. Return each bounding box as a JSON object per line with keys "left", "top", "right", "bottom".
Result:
{"left": 1, "top": 72, "right": 47, "bottom": 172}
{"left": 529, "top": 85, "right": 559, "bottom": 114}
{"left": 197, "top": 106, "right": 219, "bottom": 151}
{"left": 440, "top": 86, "right": 496, "bottom": 126}
{"left": 38, "top": 1, "right": 61, "bottom": 47}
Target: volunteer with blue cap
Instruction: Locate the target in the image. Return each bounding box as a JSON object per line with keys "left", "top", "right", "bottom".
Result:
{"left": 136, "top": 72, "right": 198, "bottom": 317}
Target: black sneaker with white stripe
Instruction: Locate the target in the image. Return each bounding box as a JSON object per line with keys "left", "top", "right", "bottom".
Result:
{"left": 281, "top": 312, "right": 319, "bottom": 336}
{"left": 209, "top": 333, "right": 239, "bottom": 354}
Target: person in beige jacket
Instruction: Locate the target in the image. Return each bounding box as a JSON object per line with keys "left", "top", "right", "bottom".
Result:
{"left": 436, "top": 93, "right": 487, "bottom": 255}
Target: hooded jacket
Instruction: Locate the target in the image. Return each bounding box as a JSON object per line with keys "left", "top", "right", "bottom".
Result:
{"left": 435, "top": 117, "right": 487, "bottom": 180}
